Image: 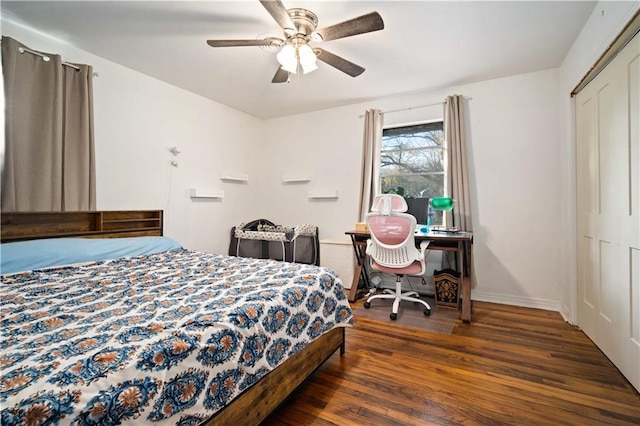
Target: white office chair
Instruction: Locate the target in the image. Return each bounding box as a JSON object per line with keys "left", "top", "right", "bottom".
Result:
{"left": 364, "top": 194, "right": 431, "bottom": 320}
{"left": 370, "top": 193, "right": 408, "bottom": 213}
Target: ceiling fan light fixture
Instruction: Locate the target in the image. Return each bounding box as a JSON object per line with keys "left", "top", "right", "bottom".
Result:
{"left": 301, "top": 61, "right": 318, "bottom": 74}
{"left": 281, "top": 62, "right": 298, "bottom": 74}
{"left": 301, "top": 62, "right": 318, "bottom": 74}
{"left": 277, "top": 44, "right": 298, "bottom": 73}
{"left": 298, "top": 44, "right": 318, "bottom": 74}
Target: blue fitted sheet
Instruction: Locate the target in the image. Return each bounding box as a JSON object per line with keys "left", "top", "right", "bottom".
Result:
{"left": 0, "top": 236, "right": 182, "bottom": 274}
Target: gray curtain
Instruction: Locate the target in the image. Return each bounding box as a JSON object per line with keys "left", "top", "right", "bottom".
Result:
{"left": 2, "top": 36, "right": 95, "bottom": 212}
{"left": 444, "top": 94, "right": 475, "bottom": 287}
{"left": 358, "top": 109, "right": 383, "bottom": 221}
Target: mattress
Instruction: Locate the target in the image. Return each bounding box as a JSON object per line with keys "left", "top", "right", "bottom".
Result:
{"left": 0, "top": 246, "right": 353, "bottom": 425}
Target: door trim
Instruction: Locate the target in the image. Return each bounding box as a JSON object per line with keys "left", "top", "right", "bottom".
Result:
{"left": 572, "top": 9, "right": 640, "bottom": 96}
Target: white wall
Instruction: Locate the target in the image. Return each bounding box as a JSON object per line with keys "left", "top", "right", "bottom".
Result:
{"left": 2, "top": 20, "right": 264, "bottom": 254}
{"left": 558, "top": 1, "right": 640, "bottom": 323}
{"left": 260, "top": 68, "right": 563, "bottom": 310}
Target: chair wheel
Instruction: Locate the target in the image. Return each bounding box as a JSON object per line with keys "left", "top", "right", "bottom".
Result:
{"left": 390, "top": 313, "right": 397, "bottom": 320}
{"left": 364, "top": 302, "right": 371, "bottom": 309}
{"left": 424, "top": 308, "right": 431, "bottom": 317}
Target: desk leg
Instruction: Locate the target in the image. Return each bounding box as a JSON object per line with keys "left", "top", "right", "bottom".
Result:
{"left": 347, "top": 239, "right": 368, "bottom": 303}
{"left": 461, "top": 276, "right": 471, "bottom": 324}
{"left": 348, "top": 264, "right": 362, "bottom": 303}
{"left": 460, "top": 241, "right": 472, "bottom": 324}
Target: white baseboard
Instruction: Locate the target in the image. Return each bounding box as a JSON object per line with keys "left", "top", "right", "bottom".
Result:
{"left": 559, "top": 302, "right": 576, "bottom": 325}
{"left": 471, "top": 290, "right": 561, "bottom": 312}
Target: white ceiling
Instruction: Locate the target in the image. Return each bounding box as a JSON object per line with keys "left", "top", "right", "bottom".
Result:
{"left": 1, "top": 1, "right": 597, "bottom": 119}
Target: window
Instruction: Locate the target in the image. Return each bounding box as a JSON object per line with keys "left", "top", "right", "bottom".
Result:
{"left": 380, "top": 121, "right": 446, "bottom": 224}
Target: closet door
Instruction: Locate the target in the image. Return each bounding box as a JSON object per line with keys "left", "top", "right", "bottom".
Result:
{"left": 576, "top": 32, "right": 639, "bottom": 392}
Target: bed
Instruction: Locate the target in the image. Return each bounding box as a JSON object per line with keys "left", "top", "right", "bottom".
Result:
{"left": 0, "top": 211, "right": 352, "bottom": 425}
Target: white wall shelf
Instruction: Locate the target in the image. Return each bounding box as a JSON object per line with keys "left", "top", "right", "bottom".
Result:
{"left": 189, "top": 188, "right": 224, "bottom": 199}
{"left": 282, "top": 174, "right": 312, "bottom": 183}
{"left": 308, "top": 190, "right": 339, "bottom": 199}
{"left": 220, "top": 174, "right": 249, "bottom": 183}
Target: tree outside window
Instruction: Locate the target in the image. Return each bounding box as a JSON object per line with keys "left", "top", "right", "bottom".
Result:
{"left": 380, "top": 121, "right": 446, "bottom": 224}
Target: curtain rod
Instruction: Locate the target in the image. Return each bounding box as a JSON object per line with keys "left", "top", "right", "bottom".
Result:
{"left": 19, "top": 46, "right": 79, "bottom": 70}
{"left": 18, "top": 46, "right": 99, "bottom": 76}
{"left": 358, "top": 96, "right": 472, "bottom": 118}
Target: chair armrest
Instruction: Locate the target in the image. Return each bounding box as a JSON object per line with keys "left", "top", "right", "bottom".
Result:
{"left": 365, "top": 239, "right": 375, "bottom": 268}
{"left": 365, "top": 238, "right": 373, "bottom": 255}
{"left": 418, "top": 240, "right": 430, "bottom": 262}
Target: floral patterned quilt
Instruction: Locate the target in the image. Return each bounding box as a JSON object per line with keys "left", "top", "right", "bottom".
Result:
{"left": 0, "top": 249, "right": 353, "bottom": 425}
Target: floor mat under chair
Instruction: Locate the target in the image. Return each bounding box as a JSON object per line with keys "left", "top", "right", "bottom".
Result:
{"left": 352, "top": 297, "right": 459, "bottom": 334}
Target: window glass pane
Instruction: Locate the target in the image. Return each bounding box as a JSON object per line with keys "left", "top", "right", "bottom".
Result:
{"left": 382, "top": 129, "right": 444, "bottom": 150}
{"left": 381, "top": 174, "right": 444, "bottom": 199}
{"left": 380, "top": 122, "right": 445, "bottom": 199}
{"left": 380, "top": 147, "right": 444, "bottom": 176}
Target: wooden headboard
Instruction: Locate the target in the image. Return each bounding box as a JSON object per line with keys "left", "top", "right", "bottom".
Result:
{"left": 1, "top": 210, "right": 163, "bottom": 242}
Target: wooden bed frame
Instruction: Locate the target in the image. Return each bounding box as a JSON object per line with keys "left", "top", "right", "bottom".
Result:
{"left": 0, "top": 210, "right": 347, "bottom": 424}
{"left": 0, "top": 210, "right": 164, "bottom": 241}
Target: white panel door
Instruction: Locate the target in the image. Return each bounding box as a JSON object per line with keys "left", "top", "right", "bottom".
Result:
{"left": 576, "top": 32, "right": 640, "bottom": 392}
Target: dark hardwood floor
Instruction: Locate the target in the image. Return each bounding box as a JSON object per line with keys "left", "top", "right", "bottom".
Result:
{"left": 263, "top": 301, "right": 640, "bottom": 425}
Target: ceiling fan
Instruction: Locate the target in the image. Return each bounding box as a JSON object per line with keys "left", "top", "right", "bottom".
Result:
{"left": 206, "top": 0, "right": 384, "bottom": 83}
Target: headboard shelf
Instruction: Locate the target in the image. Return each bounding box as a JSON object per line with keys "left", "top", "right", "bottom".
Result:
{"left": 1, "top": 210, "right": 163, "bottom": 242}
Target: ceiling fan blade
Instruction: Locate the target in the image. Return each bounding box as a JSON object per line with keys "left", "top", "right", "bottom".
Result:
{"left": 207, "top": 38, "right": 281, "bottom": 47}
{"left": 260, "top": 0, "right": 296, "bottom": 34}
{"left": 315, "top": 48, "right": 365, "bottom": 77}
{"left": 314, "top": 12, "right": 384, "bottom": 41}
{"left": 272, "top": 67, "right": 290, "bottom": 83}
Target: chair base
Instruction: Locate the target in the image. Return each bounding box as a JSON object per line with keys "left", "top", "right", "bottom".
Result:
{"left": 364, "top": 275, "right": 431, "bottom": 320}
